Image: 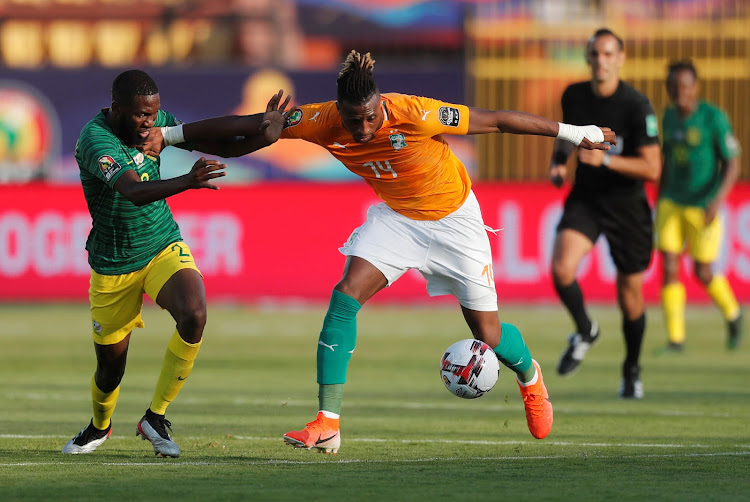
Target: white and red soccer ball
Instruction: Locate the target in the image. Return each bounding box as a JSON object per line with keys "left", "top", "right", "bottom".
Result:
{"left": 440, "top": 339, "right": 500, "bottom": 399}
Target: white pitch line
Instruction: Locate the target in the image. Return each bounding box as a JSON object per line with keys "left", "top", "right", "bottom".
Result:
{"left": 2, "top": 394, "right": 745, "bottom": 420}
{"left": 3, "top": 434, "right": 750, "bottom": 450}
{"left": 1, "top": 451, "right": 749, "bottom": 467}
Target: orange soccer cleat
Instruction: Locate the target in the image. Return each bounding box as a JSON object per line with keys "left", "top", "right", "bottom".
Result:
{"left": 517, "top": 359, "right": 554, "bottom": 439}
{"left": 283, "top": 412, "right": 341, "bottom": 455}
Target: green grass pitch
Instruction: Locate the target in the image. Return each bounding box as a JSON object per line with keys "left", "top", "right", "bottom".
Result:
{"left": 0, "top": 303, "right": 748, "bottom": 501}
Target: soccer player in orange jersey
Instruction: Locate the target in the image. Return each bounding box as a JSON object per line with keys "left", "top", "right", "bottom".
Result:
{"left": 157, "top": 50, "right": 615, "bottom": 452}
{"left": 277, "top": 51, "right": 616, "bottom": 453}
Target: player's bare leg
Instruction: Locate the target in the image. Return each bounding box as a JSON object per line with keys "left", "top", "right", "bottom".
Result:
{"left": 135, "top": 269, "right": 206, "bottom": 458}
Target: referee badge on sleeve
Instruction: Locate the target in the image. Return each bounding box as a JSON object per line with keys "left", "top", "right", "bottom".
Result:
{"left": 645, "top": 114, "right": 659, "bottom": 137}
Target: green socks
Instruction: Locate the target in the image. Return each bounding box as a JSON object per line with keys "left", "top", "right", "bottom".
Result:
{"left": 494, "top": 322, "right": 535, "bottom": 382}
{"left": 317, "top": 290, "right": 361, "bottom": 414}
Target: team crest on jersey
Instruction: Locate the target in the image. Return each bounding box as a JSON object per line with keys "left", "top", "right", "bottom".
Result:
{"left": 686, "top": 127, "right": 701, "bottom": 146}
{"left": 285, "top": 109, "right": 303, "bottom": 128}
{"left": 438, "top": 106, "right": 460, "bottom": 127}
{"left": 133, "top": 152, "right": 145, "bottom": 166}
{"left": 98, "top": 155, "right": 121, "bottom": 181}
{"left": 389, "top": 133, "right": 407, "bottom": 150}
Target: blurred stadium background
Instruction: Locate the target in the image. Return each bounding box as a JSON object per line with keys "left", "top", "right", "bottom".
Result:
{"left": 1, "top": 0, "right": 749, "bottom": 306}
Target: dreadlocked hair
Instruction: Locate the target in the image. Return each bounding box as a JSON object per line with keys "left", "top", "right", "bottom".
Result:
{"left": 336, "top": 50, "right": 379, "bottom": 105}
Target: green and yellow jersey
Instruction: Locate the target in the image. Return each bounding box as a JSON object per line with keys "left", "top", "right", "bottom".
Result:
{"left": 660, "top": 101, "right": 740, "bottom": 208}
{"left": 75, "top": 109, "right": 182, "bottom": 275}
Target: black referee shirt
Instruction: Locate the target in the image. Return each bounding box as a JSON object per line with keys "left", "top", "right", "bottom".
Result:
{"left": 561, "top": 81, "right": 660, "bottom": 199}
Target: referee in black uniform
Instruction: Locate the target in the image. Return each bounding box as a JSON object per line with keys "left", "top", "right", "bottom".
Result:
{"left": 548, "top": 28, "right": 662, "bottom": 398}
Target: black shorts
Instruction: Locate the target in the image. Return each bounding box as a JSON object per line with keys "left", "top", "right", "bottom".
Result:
{"left": 557, "top": 192, "right": 654, "bottom": 274}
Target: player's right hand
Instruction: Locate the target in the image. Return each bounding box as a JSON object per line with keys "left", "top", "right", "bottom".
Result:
{"left": 188, "top": 157, "right": 226, "bottom": 190}
{"left": 580, "top": 127, "right": 616, "bottom": 150}
{"left": 550, "top": 164, "right": 566, "bottom": 188}
{"left": 260, "top": 89, "right": 294, "bottom": 144}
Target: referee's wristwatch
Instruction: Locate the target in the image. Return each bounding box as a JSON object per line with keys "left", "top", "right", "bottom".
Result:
{"left": 601, "top": 154, "right": 611, "bottom": 168}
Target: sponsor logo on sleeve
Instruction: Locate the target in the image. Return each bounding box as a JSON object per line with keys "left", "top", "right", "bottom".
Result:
{"left": 438, "top": 106, "right": 461, "bottom": 127}
{"left": 98, "top": 155, "right": 122, "bottom": 181}
{"left": 285, "top": 109, "right": 303, "bottom": 128}
{"left": 645, "top": 114, "right": 659, "bottom": 137}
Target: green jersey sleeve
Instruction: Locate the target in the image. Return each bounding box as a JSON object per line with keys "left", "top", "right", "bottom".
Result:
{"left": 80, "top": 130, "right": 134, "bottom": 188}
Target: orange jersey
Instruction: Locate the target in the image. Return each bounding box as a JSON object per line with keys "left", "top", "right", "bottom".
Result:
{"left": 281, "top": 93, "right": 471, "bottom": 220}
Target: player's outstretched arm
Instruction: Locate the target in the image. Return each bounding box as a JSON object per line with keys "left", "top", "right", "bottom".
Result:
{"left": 141, "top": 90, "right": 293, "bottom": 158}
{"left": 114, "top": 157, "right": 227, "bottom": 206}
{"left": 705, "top": 157, "right": 739, "bottom": 223}
{"left": 467, "top": 108, "right": 616, "bottom": 150}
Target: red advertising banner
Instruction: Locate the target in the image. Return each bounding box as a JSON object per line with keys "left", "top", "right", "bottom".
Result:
{"left": 2, "top": 182, "right": 750, "bottom": 304}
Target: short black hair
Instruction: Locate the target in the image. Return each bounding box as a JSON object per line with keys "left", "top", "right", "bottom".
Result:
{"left": 589, "top": 28, "right": 624, "bottom": 51}
{"left": 336, "top": 50, "right": 379, "bottom": 105}
{"left": 111, "top": 69, "right": 159, "bottom": 106}
{"left": 667, "top": 59, "right": 698, "bottom": 81}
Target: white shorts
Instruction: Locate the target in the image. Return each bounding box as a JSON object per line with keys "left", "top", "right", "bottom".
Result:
{"left": 339, "top": 190, "right": 498, "bottom": 311}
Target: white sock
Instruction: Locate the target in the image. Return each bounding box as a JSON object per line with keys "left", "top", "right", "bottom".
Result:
{"left": 320, "top": 410, "right": 340, "bottom": 419}
{"left": 517, "top": 368, "right": 539, "bottom": 387}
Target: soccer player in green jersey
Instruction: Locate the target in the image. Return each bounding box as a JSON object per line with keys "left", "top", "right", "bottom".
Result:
{"left": 63, "top": 69, "right": 291, "bottom": 457}
{"left": 657, "top": 60, "right": 743, "bottom": 351}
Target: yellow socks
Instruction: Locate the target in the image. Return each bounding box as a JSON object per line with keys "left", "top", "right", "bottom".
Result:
{"left": 707, "top": 275, "right": 740, "bottom": 321}
{"left": 91, "top": 376, "right": 119, "bottom": 430}
{"left": 150, "top": 330, "right": 202, "bottom": 415}
{"left": 662, "top": 282, "right": 686, "bottom": 345}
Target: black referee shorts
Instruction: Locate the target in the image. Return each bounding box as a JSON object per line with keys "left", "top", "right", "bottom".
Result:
{"left": 557, "top": 192, "right": 654, "bottom": 275}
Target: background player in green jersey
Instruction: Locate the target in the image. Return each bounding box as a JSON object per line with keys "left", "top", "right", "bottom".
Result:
{"left": 657, "top": 60, "right": 743, "bottom": 351}
{"left": 63, "top": 69, "right": 291, "bottom": 457}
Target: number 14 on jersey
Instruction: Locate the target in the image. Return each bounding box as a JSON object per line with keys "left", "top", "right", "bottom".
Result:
{"left": 364, "top": 160, "right": 397, "bottom": 178}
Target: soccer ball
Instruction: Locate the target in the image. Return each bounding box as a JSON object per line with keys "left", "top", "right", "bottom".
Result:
{"left": 440, "top": 339, "right": 500, "bottom": 399}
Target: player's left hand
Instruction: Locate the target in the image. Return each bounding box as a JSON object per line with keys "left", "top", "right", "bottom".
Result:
{"left": 259, "top": 89, "right": 294, "bottom": 144}
{"left": 578, "top": 148, "right": 607, "bottom": 167}
{"left": 579, "top": 127, "right": 616, "bottom": 150}
{"left": 141, "top": 128, "right": 165, "bottom": 158}
{"left": 705, "top": 202, "right": 719, "bottom": 224}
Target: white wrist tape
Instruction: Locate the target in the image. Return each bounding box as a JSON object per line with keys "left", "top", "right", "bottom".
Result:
{"left": 557, "top": 123, "right": 604, "bottom": 146}
{"left": 160, "top": 124, "right": 185, "bottom": 146}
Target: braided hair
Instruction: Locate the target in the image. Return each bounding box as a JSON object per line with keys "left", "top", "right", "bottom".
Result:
{"left": 336, "top": 50, "right": 379, "bottom": 105}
